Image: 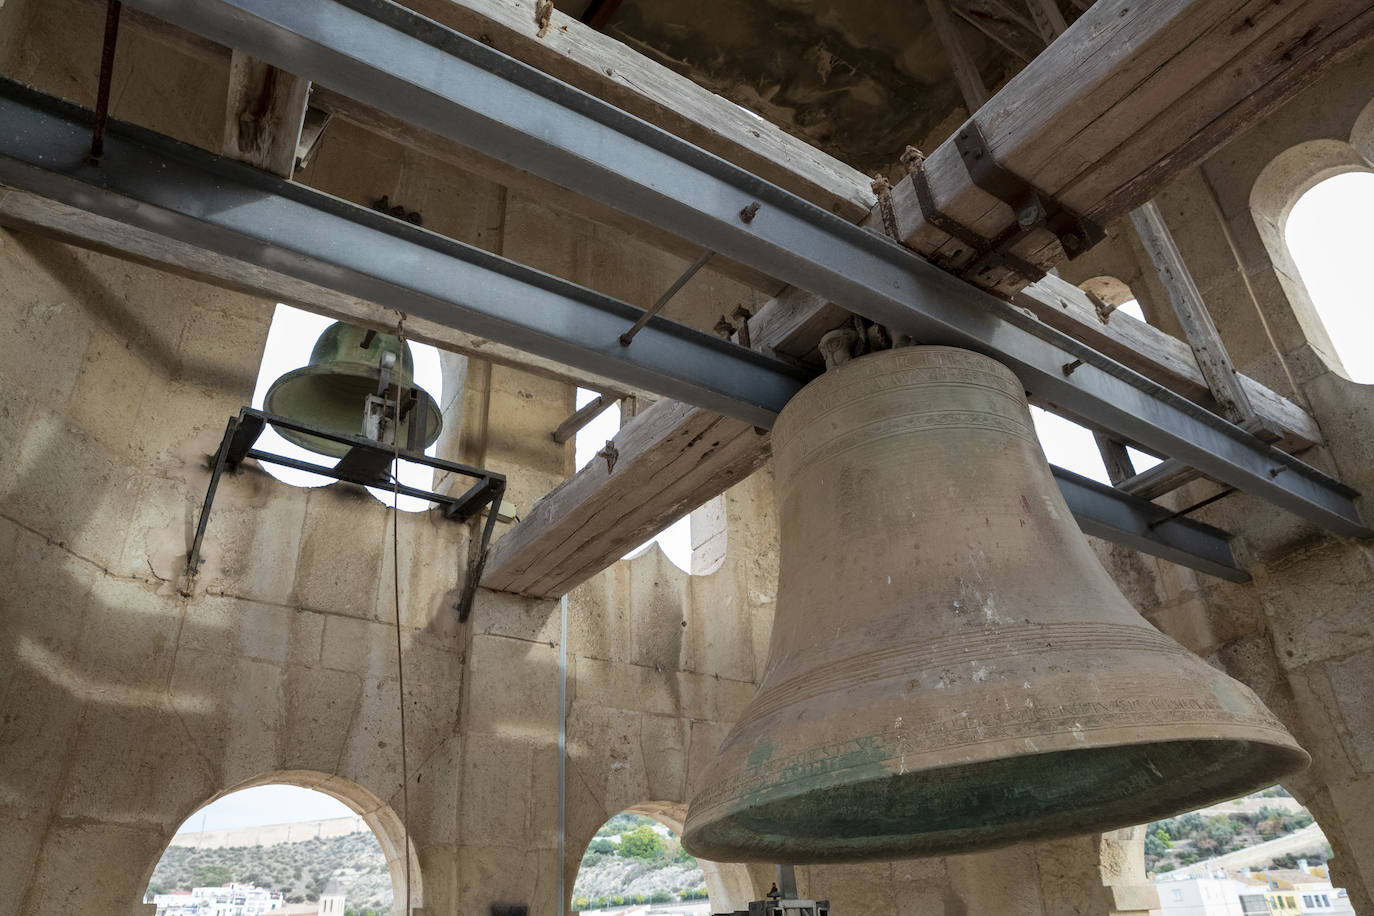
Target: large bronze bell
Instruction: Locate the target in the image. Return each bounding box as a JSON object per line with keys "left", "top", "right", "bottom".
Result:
{"left": 264, "top": 321, "right": 442, "bottom": 458}
{"left": 682, "top": 346, "right": 1308, "bottom": 863}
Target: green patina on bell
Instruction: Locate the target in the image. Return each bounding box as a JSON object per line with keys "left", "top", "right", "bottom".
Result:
{"left": 264, "top": 321, "right": 442, "bottom": 458}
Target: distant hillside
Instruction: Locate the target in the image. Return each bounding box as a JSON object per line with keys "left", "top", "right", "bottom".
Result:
{"left": 572, "top": 814, "right": 708, "bottom": 911}
{"left": 148, "top": 829, "right": 392, "bottom": 912}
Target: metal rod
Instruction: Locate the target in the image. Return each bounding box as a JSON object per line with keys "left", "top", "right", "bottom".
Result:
{"left": 552, "top": 394, "right": 614, "bottom": 444}
{"left": 187, "top": 415, "right": 239, "bottom": 574}
{"left": 88, "top": 0, "right": 123, "bottom": 162}
{"left": 620, "top": 249, "right": 713, "bottom": 346}
{"left": 456, "top": 479, "right": 505, "bottom": 621}
{"left": 0, "top": 58, "right": 1364, "bottom": 537}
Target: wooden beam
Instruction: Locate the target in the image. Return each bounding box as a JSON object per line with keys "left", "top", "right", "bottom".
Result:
{"left": 394, "top": 0, "right": 875, "bottom": 221}
{"left": 1023, "top": 0, "right": 1069, "bottom": 45}
{"left": 894, "top": 0, "right": 1374, "bottom": 295}
{"left": 925, "top": 0, "right": 990, "bottom": 111}
{"left": 1128, "top": 200, "right": 1277, "bottom": 437}
{"left": 222, "top": 50, "right": 311, "bottom": 177}
{"left": 951, "top": 0, "right": 1043, "bottom": 63}
{"left": 1093, "top": 432, "right": 1137, "bottom": 486}
{"left": 482, "top": 400, "right": 770, "bottom": 597}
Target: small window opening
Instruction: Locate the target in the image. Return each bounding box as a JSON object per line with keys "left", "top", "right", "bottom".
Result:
{"left": 251, "top": 304, "right": 443, "bottom": 512}
{"left": 1030, "top": 407, "right": 1161, "bottom": 484}
{"left": 574, "top": 388, "right": 692, "bottom": 572}
{"left": 144, "top": 785, "right": 394, "bottom": 913}
{"left": 1080, "top": 276, "right": 1148, "bottom": 324}
{"left": 1284, "top": 171, "right": 1374, "bottom": 383}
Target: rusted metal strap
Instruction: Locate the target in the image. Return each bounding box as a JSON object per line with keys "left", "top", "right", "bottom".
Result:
{"left": 953, "top": 119, "right": 1104, "bottom": 261}
{"left": 902, "top": 145, "right": 1045, "bottom": 282}
{"left": 870, "top": 176, "right": 902, "bottom": 241}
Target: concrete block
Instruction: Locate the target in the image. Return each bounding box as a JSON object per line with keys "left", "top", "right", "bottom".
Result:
{"left": 1322, "top": 649, "right": 1374, "bottom": 774}
{"left": 639, "top": 713, "right": 688, "bottom": 806}
{"left": 21, "top": 819, "right": 168, "bottom": 916}
{"left": 566, "top": 704, "right": 650, "bottom": 817}
{"left": 573, "top": 655, "right": 677, "bottom": 718}
{"left": 283, "top": 665, "right": 365, "bottom": 778}
{"left": 674, "top": 668, "right": 756, "bottom": 724}
{"left": 181, "top": 594, "right": 325, "bottom": 669}
{"left": 173, "top": 303, "right": 267, "bottom": 398}
{"left": 0, "top": 408, "right": 142, "bottom": 570}
{"left": 0, "top": 806, "right": 46, "bottom": 916}
{"left": 168, "top": 649, "right": 284, "bottom": 787}
{"left": 65, "top": 328, "right": 155, "bottom": 460}
{"left": 406, "top": 736, "right": 461, "bottom": 848}
{"left": 75, "top": 573, "right": 182, "bottom": 690}
{"left": 198, "top": 469, "right": 309, "bottom": 605}
{"left": 459, "top": 734, "right": 532, "bottom": 847}
{"left": 117, "top": 473, "right": 198, "bottom": 583}
{"left": 1259, "top": 540, "right": 1374, "bottom": 669}
{"left": 293, "top": 488, "right": 387, "bottom": 619}
{"left": 465, "top": 634, "right": 559, "bottom": 739}
{"left": 0, "top": 270, "right": 93, "bottom": 403}
{"left": 0, "top": 666, "right": 85, "bottom": 817}
{"left": 0, "top": 520, "right": 97, "bottom": 670}
{"left": 455, "top": 843, "right": 545, "bottom": 916}
{"left": 470, "top": 588, "right": 561, "bottom": 647}
{"left": 130, "top": 377, "right": 246, "bottom": 474}
{"left": 56, "top": 702, "right": 216, "bottom": 827}
{"left": 319, "top": 614, "right": 393, "bottom": 675}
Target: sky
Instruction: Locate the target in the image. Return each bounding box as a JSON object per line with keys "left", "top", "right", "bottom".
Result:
{"left": 1284, "top": 171, "right": 1374, "bottom": 383}
{"left": 176, "top": 786, "right": 354, "bottom": 834}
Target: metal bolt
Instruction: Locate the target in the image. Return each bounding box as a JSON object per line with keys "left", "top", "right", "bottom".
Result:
{"left": 739, "top": 201, "right": 761, "bottom": 223}
{"left": 1061, "top": 358, "right": 1083, "bottom": 376}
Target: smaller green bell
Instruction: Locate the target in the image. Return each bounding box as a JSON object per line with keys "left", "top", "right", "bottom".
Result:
{"left": 264, "top": 321, "right": 443, "bottom": 458}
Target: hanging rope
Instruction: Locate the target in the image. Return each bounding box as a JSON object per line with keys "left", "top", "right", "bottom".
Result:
{"left": 390, "top": 313, "right": 413, "bottom": 916}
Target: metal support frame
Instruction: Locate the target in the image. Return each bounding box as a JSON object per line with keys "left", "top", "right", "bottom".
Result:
{"left": 1051, "top": 467, "right": 1248, "bottom": 583}
{"left": 99, "top": 0, "right": 1366, "bottom": 539}
{"left": 0, "top": 84, "right": 1258, "bottom": 579}
{"left": 189, "top": 408, "right": 506, "bottom": 619}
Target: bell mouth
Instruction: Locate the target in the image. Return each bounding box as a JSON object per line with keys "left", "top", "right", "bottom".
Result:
{"left": 263, "top": 364, "right": 443, "bottom": 459}
{"left": 683, "top": 737, "right": 1310, "bottom": 863}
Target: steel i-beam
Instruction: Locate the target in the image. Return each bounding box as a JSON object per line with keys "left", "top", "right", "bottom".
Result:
{"left": 109, "top": 0, "right": 1369, "bottom": 539}
{"left": 0, "top": 82, "right": 1252, "bottom": 578}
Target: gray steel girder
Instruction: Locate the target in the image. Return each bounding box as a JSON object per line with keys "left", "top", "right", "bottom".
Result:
{"left": 0, "top": 81, "right": 1252, "bottom": 578}
{"left": 111, "top": 0, "right": 1371, "bottom": 539}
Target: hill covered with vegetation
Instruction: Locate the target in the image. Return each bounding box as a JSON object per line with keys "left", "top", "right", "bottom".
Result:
{"left": 571, "top": 814, "right": 708, "bottom": 911}
{"left": 147, "top": 830, "right": 392, "bottom": 914}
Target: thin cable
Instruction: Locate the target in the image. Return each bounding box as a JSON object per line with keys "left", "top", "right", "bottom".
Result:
{"left": 391, "top": 315, "right": 413, "bottom": 916}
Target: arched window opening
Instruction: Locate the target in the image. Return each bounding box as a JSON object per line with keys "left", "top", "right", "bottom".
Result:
{"left": 1139, "top": 785, "right": 1349, "bottom": 912}
{"left": 144, "top": 784, "right": 405, "bottom": 915}
{"left": 574, "top": 387, "right": 693, "bottom": 572}
{"left": 1080, "top": 276, "right": 1147, "bottom": 324}
{"left": 571, "top": 811, "right": 710, "bottom": 914}
{"left": 252, "top": 304, "right": 445, "bottom": 512}
{"left": 1284, "top": 171, "right": 1374, "bottom": 383}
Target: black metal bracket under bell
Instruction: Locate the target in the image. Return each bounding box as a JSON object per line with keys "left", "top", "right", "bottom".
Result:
{"left": 188, "top": 406, "right": 506, "bottom": 622}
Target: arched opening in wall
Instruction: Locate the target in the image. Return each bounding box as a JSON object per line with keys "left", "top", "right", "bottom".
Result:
{"left": 573, "top": 387, "right": 693, "bottom": 572}
{"left": 1137, "top": 785, "right": 1348, "bottom": 910}
{"left": 1079, "top": 275, "right": 1147, "bottom": 323}
{"left": 142, "top": 773, "right": 422, "bottom": 915}
{"left": 571, "top": 805, "right": 751, "bottom": 914}
{"left": 252, "top": 303, "right": 445, "bottom": 511}
{"left": 1284, "top": 171, "right": 1374, "bottom": 383}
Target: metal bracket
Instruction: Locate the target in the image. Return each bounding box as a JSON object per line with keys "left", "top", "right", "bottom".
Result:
{"left": 188, "top": 407, "right": 506, "bottom": 620}
{"left": 954, "top": 119, "right": 1104, "bottom": 263}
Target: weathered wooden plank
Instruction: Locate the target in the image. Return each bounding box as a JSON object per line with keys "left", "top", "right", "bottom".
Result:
{"left": 925, "top": 0, "right": 990, "bottom": 111}
{"left": 898, "top": 0, "right": 1374, "bottom": 289}
{"left": 395, "top": 0, "right": 876, "bottom": 221}
{"left": 481, "top": 399, "right": 768, "bottom": 596}
{"left": 1128, "top": 200, "right": 1273, "bottom": 435}
{"left": 222, "top": 50, "right": 311, "bottom": 177}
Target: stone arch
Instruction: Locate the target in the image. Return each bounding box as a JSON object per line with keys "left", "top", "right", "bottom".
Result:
{"left": 144, "top": 769, "right": 424, "bottom": 913}
{"left": 1078, "top": 275, "right": 1147, "bottom": 323}
{"left": 1249, "top": 98, "right": 1374, "bottom": 382}
{"left": 571, "top": 801, "right": 755, "bottom": 914}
